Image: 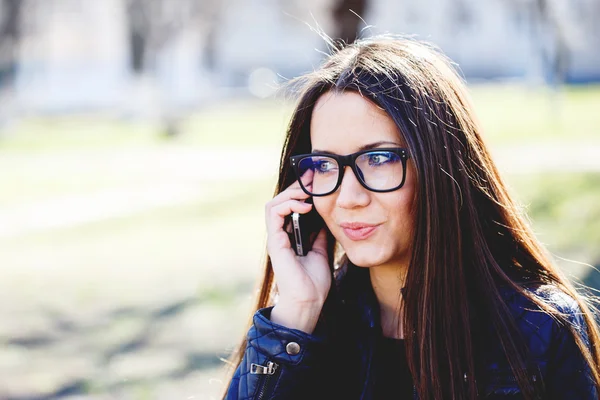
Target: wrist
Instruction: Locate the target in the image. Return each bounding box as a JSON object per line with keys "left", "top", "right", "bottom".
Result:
{"left": 270, "top": 301, "right": 323, "bottom": 334}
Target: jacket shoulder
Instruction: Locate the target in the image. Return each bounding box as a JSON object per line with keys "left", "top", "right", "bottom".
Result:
{"left": 495, "top": 284, "right": 588, "bottom": 360}
{"left": 500, "top": 283, "right": 581, "bottom": 319}
{"left": 485, "top": 284, "right": 598, "bottom": 399}
{"left": 513, "top": 286, "right": 598, "bottom": 398}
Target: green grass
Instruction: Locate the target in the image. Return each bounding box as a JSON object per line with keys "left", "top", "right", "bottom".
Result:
{"left": 3, "top": 179, "right": 273, "bottom": 246}
{"left": 0, "top": 97, "right": 293, "bottom": 152}
{"left": 507, "top": 172, "right": 600, "bottom": 278}
{"left": 469, "top": 83, "right": 600, "bottom": 144}
{"left": 0, "top": 117, "right": 160, "bottom": 151}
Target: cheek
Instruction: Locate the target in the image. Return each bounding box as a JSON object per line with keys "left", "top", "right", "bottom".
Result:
{"left": 313, "top": 198, "right": 335, "bottom": 223}
{"left": 385, "top": 191, "right": 416, "bottom": 237}
{"left": 313, "top": 197, "right": 344, "bottom": 241}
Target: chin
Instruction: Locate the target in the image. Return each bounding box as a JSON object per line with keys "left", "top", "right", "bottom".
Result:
{"left": 344, "top": 245, "right": 391, "bottom": 268}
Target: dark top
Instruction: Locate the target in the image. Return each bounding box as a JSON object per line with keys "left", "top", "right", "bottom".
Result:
{"left": 373, "top": 336, "right": 414, "bottom": 399}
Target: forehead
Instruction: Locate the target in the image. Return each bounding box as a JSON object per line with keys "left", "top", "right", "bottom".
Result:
{"left": 309, "top": 91, "right": 403, "bottom": 153}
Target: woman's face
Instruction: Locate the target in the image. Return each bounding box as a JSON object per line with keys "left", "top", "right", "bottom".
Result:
{"left": 310, "top": 91, "right": 417, "bottom": 268}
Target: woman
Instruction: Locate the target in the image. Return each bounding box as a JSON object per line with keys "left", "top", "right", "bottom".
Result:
{"left": 221, "top": 35, "right": 600, "bottom": 399}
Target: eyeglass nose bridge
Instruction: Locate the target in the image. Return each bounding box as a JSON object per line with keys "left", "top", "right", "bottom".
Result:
{"left": 335, "top": 153, "right": 366, "bottom": 189}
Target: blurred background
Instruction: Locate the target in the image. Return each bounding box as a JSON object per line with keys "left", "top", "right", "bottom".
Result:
{"left": 0, "top": 0, "right": 599, "bottom": 399}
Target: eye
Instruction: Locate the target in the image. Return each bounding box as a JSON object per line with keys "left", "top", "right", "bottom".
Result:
{"left": 315, "top": 160, "right": 336, "bottom": 172}
{"left": 368, "top": 153, "right": 391, "bottom": 166}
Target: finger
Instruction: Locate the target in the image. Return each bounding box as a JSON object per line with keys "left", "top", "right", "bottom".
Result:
{"left": 281, "top": 168, "right": 314, "bottom": 194}
{"left": 265, "top": 200, "right": 313, "bottom": 234}
{"left": 266, "top": 228, "right": 295, "bottom": 256}
{"left": 299, "top": 168, "right": 314, "bottom": 188}
{"left": 270, "top": 185, "right": 310, "bottom": 207}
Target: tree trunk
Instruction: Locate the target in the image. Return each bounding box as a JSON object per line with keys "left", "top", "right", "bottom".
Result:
{"left": 331, "top": 0, "right": 367, "bottom": 45}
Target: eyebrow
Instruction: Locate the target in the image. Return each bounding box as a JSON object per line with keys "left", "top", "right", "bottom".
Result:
{"left": 312, "top": 140, "right": 402, "bottom": 154}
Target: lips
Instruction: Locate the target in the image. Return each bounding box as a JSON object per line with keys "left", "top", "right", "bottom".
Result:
{"left": 340, "top": 222, "right": 381, "bottom": 241}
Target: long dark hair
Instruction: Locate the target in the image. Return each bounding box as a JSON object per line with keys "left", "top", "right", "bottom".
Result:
{"left": 221, "top": 35, "right": 600, "bottom": 399}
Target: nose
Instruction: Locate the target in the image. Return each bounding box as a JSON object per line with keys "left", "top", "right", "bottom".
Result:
{"left": 336, "top": 165, "right": 370, "bottom": 209}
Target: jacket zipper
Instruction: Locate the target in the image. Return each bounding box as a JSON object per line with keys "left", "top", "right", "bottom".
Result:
{"left": 250, "top": 361, "right": 279, "bottom": 400}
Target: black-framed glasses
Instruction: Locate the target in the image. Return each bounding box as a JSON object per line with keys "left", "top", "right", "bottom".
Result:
{"left": 290, "top": 147, "right": 410, "bottom": 196}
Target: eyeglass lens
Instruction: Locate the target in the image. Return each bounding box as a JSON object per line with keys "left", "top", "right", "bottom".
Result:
{"left": 297, "top": 150, "right": 404, "bottom": 195}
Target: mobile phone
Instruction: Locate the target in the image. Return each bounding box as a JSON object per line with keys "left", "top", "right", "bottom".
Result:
{"left": 284, "top": 199, "right": 325, "bottom": 256}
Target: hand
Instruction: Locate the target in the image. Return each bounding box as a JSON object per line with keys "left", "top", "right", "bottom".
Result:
{"left": 264, "top": 170, "right": 331, "bottom": 332}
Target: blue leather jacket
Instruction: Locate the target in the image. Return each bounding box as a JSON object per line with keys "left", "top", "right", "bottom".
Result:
{"left": 224, "top": 277, "right": 597, "bottom": 400}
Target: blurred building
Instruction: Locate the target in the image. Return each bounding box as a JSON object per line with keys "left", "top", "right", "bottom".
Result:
{"left": 3, "top": 0, "right": 600, "bottom": 115}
